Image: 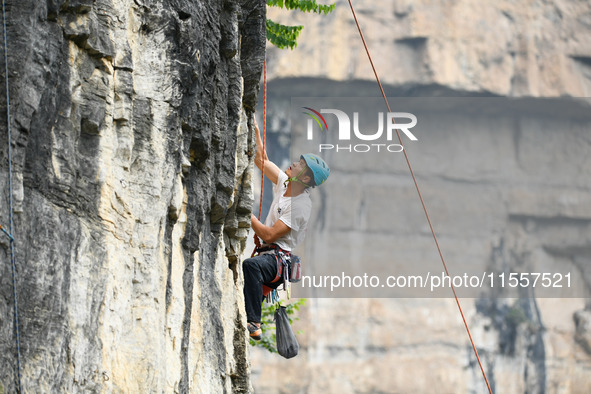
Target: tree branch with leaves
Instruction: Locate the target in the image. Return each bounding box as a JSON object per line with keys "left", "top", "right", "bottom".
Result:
{"left": 266, "top": 0, "right": 335, "bottom": 50}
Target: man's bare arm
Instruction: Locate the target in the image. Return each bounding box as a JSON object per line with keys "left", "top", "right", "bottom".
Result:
{"left": 251, "top": 214, "right": 290, "bottom": 244}
{"left": 253, "top": 117, "right": 281, "bottom": 184}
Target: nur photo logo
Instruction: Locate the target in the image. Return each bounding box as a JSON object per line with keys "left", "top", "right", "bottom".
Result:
{"left": 303, "top": 107, "right": 418, "bottom": 153}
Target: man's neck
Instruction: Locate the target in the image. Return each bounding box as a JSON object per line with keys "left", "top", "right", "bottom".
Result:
{"left": 284, "top": 181, "right": 306, "bottom": 197}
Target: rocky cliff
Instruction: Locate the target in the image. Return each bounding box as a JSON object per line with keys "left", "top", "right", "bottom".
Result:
{"left": 0, "top": 0, "right": 265, "bottom": 392}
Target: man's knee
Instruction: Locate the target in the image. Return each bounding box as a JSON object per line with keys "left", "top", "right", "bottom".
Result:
{"left": 242, "top": 257, "right": 258, "bottom": 274}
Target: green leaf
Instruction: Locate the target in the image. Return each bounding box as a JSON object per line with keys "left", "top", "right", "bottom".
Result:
{"left": 266, "top": 0, "right": 335, "bottom": 49}
{"left": 266, "top": 20, "right": 304, "bottom": 50}
{"left": 267, "top": 0, "right": 335, "bottom": 14}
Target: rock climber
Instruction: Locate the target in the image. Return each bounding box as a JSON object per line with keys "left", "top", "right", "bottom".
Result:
{"left": 243, "top": 117, "right": 330, "bottom": 340}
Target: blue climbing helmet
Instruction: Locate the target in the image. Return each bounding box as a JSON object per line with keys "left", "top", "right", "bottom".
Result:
{"left": 301, "top": 153, "right": 330, "bottom": 187}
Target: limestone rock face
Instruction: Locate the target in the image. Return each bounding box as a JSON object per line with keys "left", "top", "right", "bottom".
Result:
{"left": 267, "top": 0, "right": 591, "bottom": 96}
{"left": 0, "top": 0, "right": 265, "bottom": 392}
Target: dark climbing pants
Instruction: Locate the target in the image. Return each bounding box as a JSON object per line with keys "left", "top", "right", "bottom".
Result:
{"left": 243, "top": 253, "right": 282, "bottom": 323}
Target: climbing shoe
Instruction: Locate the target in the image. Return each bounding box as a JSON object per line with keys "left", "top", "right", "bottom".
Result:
{"left": 248, "top": 322, "right": 262, "bottom": 340}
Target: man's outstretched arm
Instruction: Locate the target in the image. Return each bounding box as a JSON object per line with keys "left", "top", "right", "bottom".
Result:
{"left": 253, "top": 117, "right": 281, "bottom": 184}
{"left": 251, "top": 214, "right": 290, "bottom": 244}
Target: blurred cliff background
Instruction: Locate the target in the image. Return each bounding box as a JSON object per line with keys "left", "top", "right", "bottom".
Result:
{"left": 249, "top": 1, "right": 591, "bottom": 393}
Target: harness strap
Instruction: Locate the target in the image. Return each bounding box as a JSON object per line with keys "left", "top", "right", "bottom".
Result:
{"left": 270, "top": 253, "right": 282, "bottom": 283}
{"left": 257, "top": 244, "right": 291, "bottom": 284}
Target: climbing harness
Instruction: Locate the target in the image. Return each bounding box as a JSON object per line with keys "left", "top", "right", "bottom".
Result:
{"left": 2, "top": 0, "right": 23, "bottom": 391}
{"left": 346, "top": 1, "right": 493, "bottom": 392}
{"left": 256, "top": 243, "right": 293, "bottom": 301}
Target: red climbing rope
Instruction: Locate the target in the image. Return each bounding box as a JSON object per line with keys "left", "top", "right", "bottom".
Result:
{"left": 251, "top": 58, "right": 267, "bottom": 257}
{"left": 258, "top": 58, "right": 267, "bottom": 222}
{"left": 346, "top": 1, "right": 493, "bottom": 393}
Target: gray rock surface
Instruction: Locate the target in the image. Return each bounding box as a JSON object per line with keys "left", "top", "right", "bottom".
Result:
{"left": 0, "top": 0, "right": 265, "bottom": 392}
